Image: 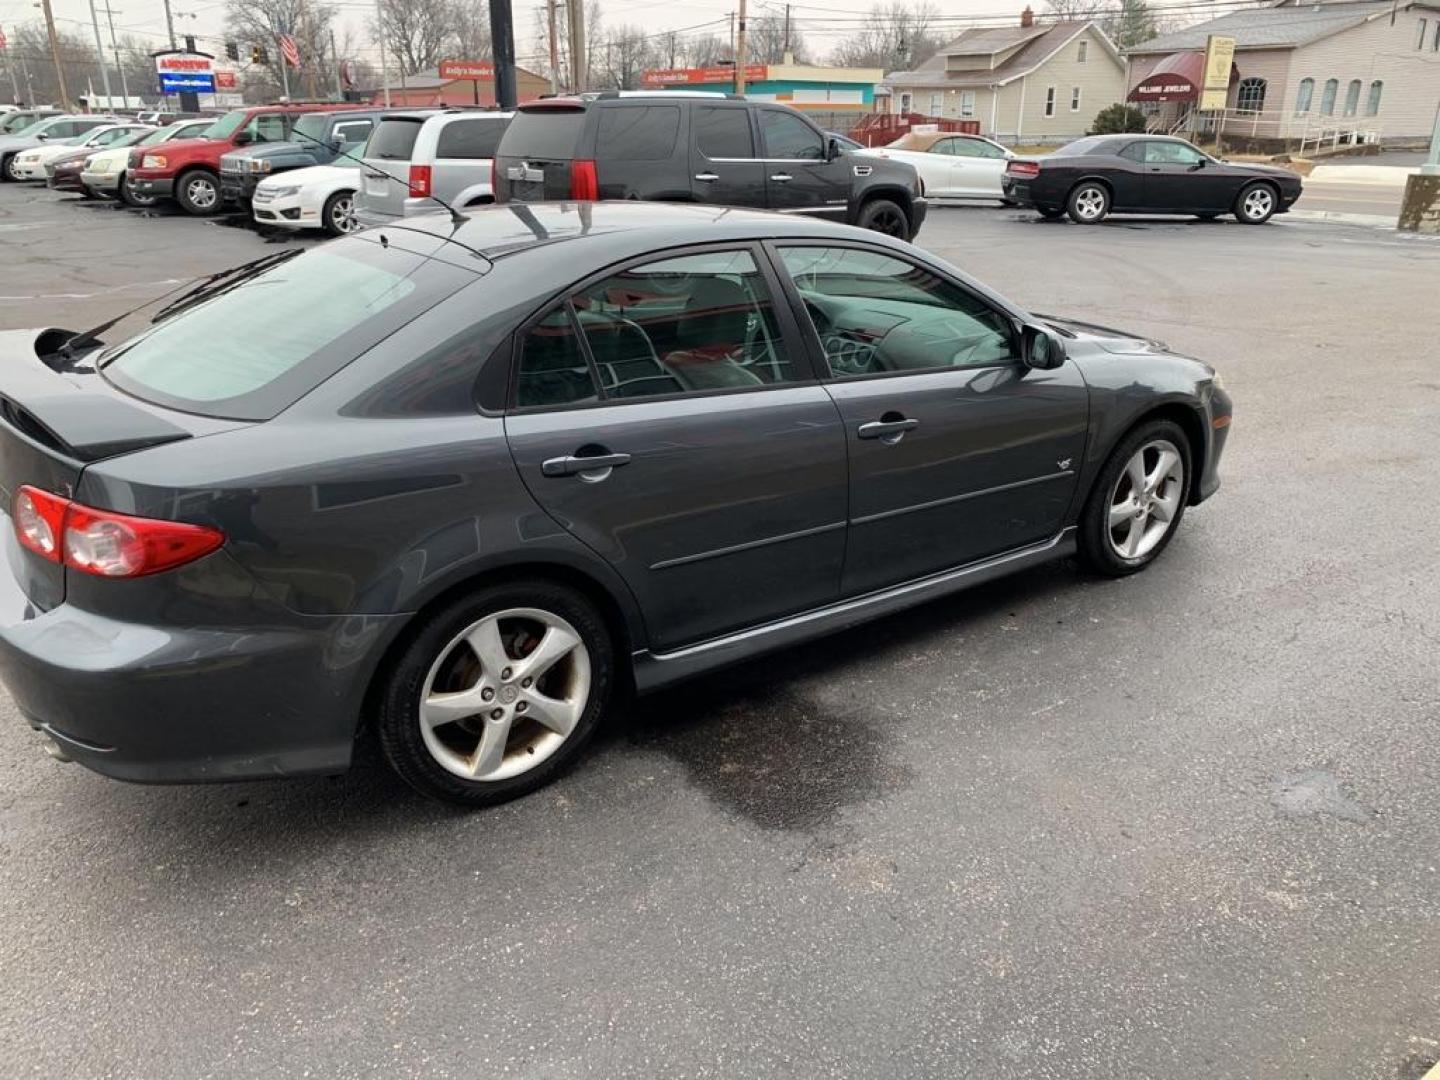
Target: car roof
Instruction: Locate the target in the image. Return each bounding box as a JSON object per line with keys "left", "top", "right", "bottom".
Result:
{"left": 375, "top": 201, "right": 905, "bottom": 261}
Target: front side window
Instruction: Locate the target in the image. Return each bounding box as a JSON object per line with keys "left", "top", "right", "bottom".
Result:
{"left": 1295, "top": 77, "right": 1314, "bottom": 114}
{"left": 778, "top": 246, "right": 1016, "bottom": 378}
{"left": 595, "top": 106, "right": 680, "bottom": 161}
{"left": 531, "top": 250, "right": 797, "bottom": 403}
{"left": 1143, "top": 140, "right": 1208, "bottom": 165}
{"left": 759, "top": 110, "right": 824, "bottom": 160}
{"left": 1237, "top": 78, "right": 1266, "bottom": 113}
{"left": 1343, "top": 79, "right": 1362, "bottom": 116}
{"left": 1044, "top": 86, "right": 1056, "bottom": 117}
{"left": 1321, "top": 78, "right": 1338, "bottom": 115}
{"left": 694, "top": 106, "right": 754, "bottom": 158}
{"left": 1367, "top": 80, "right": 1383, "bottom": 116}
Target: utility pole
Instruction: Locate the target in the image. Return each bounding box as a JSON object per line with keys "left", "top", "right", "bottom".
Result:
{"left": 734, "top": 0, "right": 749, "bottom": 96}
{"left": 162, "top": 0, "right": 177, "bottom": 49}
{"left": 783, "top": 3, "right": 790, "bottom": 54}
{"left": 4, "top": 44, "right": 20, "bottom": 106}
{"left": 567, "top": 0, "right": 585, "bottom": 93}
{"left": 328, "top": 28, "right": 342, "bottom": 100}
{"left": 38, "top": 0, "right": 72, "bottom": 110}
{"left": 98, "top": 4, "right": 130, "bottom": 106}
{"left": 374, "top": 0, "right": 391, "bottom": 105}
{"left": 489, "top": 0, "right": 517, "bottom": 109}
{"left": 86, "top": 0, "right": 115, "bottom": 109}
{"left": 546, "top": 0, "right": 559, "bottom": 94}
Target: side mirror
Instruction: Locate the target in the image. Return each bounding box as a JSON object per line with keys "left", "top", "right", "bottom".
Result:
{"left": 827, "top": 136, "right": 841, "bottom": 161}
{"left": 36, "top": 133, "right": 48, "bottom": 141}
{"left": 1022, "top": 324, "right": 1065, "bottom": 370}
{"left": 233, "top": 130, "right": 252, "bottom": 146}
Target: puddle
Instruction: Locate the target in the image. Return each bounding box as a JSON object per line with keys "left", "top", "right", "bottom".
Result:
{"left": 628, "top": 685, "right": 910, "bottom": 833}
{"left": 1271, "top": 769, "right": 1375, "bottom": 824}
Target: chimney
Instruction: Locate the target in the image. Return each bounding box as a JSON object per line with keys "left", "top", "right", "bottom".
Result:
{"left": 1020, "top": 5, "right": 1034, "bottom": 27}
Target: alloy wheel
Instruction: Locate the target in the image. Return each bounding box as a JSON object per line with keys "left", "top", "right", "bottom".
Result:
{"left": 1074, "top": 186, "right": 1106, "bottom": 221}
{"left": 329, "top": 194, "right": 355, "bottom": 233}
{"left": 1242, "top": 187, "right": 1274, "bottom": 221}
{"left": 1107, "top": 439, "right": 1185, "bottom": 560}
{"left": 4, "top": 156, "right": 21, "bottom": 182}
{"left": 418, "top": 607, "right": 591, "bottom": 783}
{"left": 186, "top": 176, "right": 217, "bottom": 210}
{"left": 868, "top": 207, "right": 907, "bottom": 237}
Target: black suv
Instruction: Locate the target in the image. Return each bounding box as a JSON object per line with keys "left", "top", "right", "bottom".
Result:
{"left": 219, "top": 109, "right": 381, "bottom": 206}
{"left": 493, "top": 92, "right": 927, "bottom": 239}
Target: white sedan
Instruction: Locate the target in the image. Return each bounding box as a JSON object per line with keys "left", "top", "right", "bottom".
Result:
{"left": 10, "top": 122, "right": 150, "bottom": 181}
{"left": 253, "top": 160, "right": 362, "bottom": 236}
{"left": 858, "top": 132, "right": 1015, "bottom": 201}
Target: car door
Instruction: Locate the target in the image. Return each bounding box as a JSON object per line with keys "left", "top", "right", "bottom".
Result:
{"left": 504, "top": 245, "right": 849, "bottom": 652}
{"left": 689, "top": 103, "right": 765, "bottom": 207}
{"left": 953, "top": 137, "right": 1010, "bottom": 198}
{"left": 757, "top": 108, "right": 850, "bottom": 218}
{"left": 769, "top": 241, "right": 1089, "bottom": 597}
{"left": 1139, "top": 140, "right": 1233, "bottom": 211}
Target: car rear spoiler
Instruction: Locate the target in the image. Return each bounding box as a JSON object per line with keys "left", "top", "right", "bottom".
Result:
{"left": 0, "top": 328, "right": 191, "bottom": 463}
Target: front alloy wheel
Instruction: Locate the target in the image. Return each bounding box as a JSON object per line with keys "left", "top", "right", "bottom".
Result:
{"left": 1235, "top": 182, "right": 1276, "bottom": 224}
{"left": 177, "top": 171, "right": 220, "bottom": 215}
{"left": 322, "top": 190, "right": 357, "bottom": 236}
{"left": 378, "top": 580, "right": 613, "bottom": 806}
{"left": 2, "top": 155, "right": 21, "bottom": 182}
{"left": 1078, "top": 419, "right": 1191, "bottom": 576}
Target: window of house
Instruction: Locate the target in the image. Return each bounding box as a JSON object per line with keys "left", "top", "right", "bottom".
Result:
{"left": 960, "top": 90, "right": 976, "bottom": 117}
{"left": 929, "top": 93, "right": 943, "bottom": 115}
{"left": 1418, "top": 18, "right": 1428, "bottom": 48}
{"left": 1044, "top": 86, "right": 1056, "bottom": 117}
{"left": 1366, "top": 80, "right": 1383, "bottom": 115}
{"left": 1070, "top": 86, "right": 1082, "bottom": 112}
{"left": 1434, "top": 20, "right": 1440, "bottom": 49}
{"left": 1237, "top": 77, "right": 1267, "bottom": 113}
{"left": 899, "top": 91, "right": 913, "bottom": 113}
{"left": 1077, "top": 39, "right": 1088, "bottom": 63}
{"left": 776, "top": 246, "right": 1017, "bottom": 378}
{"left": 568, "top": 250, "right": 797, "bottom": 400}
{"left": 1343, "top": 79, "right": 1362, "bottom": 116}
{"left": 1294, "top": 77, "right": 1314, "bottom": 114}
{"left": 1320, "top": 78, "right": 1338, "bottom": 115}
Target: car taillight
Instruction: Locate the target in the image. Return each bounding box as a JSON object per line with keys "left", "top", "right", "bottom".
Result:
{"left": 570, "top": 159, "right": 598, "bottom": 200}
{"left": 13, "top": 486, "right": 224, "bottom": 578}
{"left": 1007, "top": 160, "right": 1041, "bottom": 178}
{"left": 408, "top": 164, "right": 432, "bottom": 197}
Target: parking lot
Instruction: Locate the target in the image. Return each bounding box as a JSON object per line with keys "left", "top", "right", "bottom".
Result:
{"left": 2, "top": 184, "right": 1439, "bottom": 1079}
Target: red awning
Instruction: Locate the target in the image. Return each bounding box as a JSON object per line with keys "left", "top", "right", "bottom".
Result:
{"left": 1128, "top": 52, "right": 1238, "bottom": 103}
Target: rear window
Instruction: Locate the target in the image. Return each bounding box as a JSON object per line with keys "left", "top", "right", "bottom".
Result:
{"left": 99, "top": 242, "right": 476, "bottom": 421}
{"left": 499, "top": 109, "right": 586, "bottom": 159}
{"left": 436, "top": 118, "right": 508, "bottom": 159}
{"left": 368, "top": 117, "right": 424, "bottom": 161}
{"left": 595, "top": 106, "right": 679, "bottom": 161}
{"left": 1051, "top": 136, "right": 1108, "bottom": 157}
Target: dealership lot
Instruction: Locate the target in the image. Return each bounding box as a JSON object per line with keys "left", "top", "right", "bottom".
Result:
{"left": 1, "top": 186, "right": 1439, "bottom": 1079}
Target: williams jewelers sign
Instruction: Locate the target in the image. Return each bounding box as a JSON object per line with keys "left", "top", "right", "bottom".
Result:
{"left": 154, "top": 52, "right": 216, "bottom": 94}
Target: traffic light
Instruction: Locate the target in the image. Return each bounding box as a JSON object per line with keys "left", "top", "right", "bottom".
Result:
{"left": 225, "top": 41, "right": 239, "bottom": 62}
{"left": 250, "top": 44, "right": 268, "bottom": 65}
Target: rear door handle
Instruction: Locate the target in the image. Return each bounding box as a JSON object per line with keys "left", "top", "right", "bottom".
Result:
{"left": 541, "top": 452, "right": 632, "bottom": 478}
{"left": 770, "top": 173, "right": 792, "bottom": 182}
{"left": 857, "top": 418, "right": 919, "bottom": 440}
{"left": 694, "top": 172, "right": 719, "bottom": 183}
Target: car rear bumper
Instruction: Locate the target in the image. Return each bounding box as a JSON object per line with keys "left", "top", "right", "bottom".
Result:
{"left": 0, "top": 541, "right": 403, "bottom": 784}
{"left": 1000, "top": 177, "right": 1053, "bottom": 210}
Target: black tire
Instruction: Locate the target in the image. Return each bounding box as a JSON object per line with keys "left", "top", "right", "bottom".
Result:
{"left": 321, "top": 189, "right": 357, "bottom": 236}
{"left": 1066, "top": 181, "right": 1110, "bottom": 224}
{"left": 856, "top": 198, "right": 910, "bottom": 239}
{"left": 1077, "top": 418, "right": 1193, "bottom": 577}
{"left": 1, "top": 154, "right": 20, "bottom": 183}
{"left": 175, "top": 168, "right": 221, "bottom": 215}
{"left": 118, "top": 172, "right": 156, "bottom": 207}
{"left": 1233, "top": 181, "right": 1277, "bottom": 225}
{"left": 376, "top": 578, "right": 614, "bottom": 807}
{"left": 1037, "top": 207, "right": 1065, "bottom": 220}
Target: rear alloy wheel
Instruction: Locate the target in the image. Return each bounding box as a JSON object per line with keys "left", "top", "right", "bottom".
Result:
{"left": 176, "top": 170, "right": 220, "bottom": 215}
{"left": 857, "top": 198, "right": 910, "bottom": 238}
{"left": 377, "top": 580, "right": 613, "bottom": 806}
{"left": 1066, "top": 182, "right": 1110, "bottom": 224}
{"left": 322, "top": 189, "right": 357, "bottom": 236}
{"left": 1234, "top": 182, "right": 1277, "bottom": 225}
{"left": 1078, "top": 419, "right": 1191, "bottom": 576}
{"left": 119, "top": 173, "right": 157, "bottom": 207}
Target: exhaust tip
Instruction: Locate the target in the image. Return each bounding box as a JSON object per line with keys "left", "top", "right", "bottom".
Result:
{"left": 42, "top": 738, "right": 73, "bottom": 764}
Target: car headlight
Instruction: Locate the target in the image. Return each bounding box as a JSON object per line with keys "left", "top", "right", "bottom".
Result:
{"left": 141, "top": 154, "right": 167, "bottom": 169}
{"left": 262, "top": 184, "right": 300, "bottom": 198}
{"left": 19, "top": 151, "right": 41, "bottom": 163}
{"left": 247, "top": 159, "right": 272, "bottom": 174}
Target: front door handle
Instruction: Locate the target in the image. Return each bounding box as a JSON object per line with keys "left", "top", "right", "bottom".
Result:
{"left": 694, "top": 172, "right": 719, "bottom": 183}
{"left": 857, "top": 417, "right": 919, "bottom": 442}
{"left": 541, "top": 452, "right": 632, "bottom": 478}
{"left": 770, "top": 173, "right": 793, "bottom": 182}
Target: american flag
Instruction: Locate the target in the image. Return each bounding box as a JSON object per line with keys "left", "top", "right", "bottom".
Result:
{"left": 278, "top": 33, "right": 301, "bottom": 69}
{"left": 0, "top": 25, "right": 9, "bottom": 51}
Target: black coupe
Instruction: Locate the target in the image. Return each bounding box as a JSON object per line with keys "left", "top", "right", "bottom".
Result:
{"left": 1002, "top": 134, "right": 1304, "bottom": 225}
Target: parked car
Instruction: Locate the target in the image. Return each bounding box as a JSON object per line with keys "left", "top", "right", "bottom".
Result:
{"left": 46, "top": 128, "right": 154, "bottom": 194}
{"left": 859, "top": 131, "right": 1014, "bottom": 201}
{"left": 128, "top": 104, "right": 365, "bottom": 215}
{"left": 1, "top": 114, "right": 118, "bottom": 181}
{"left": 493, "top": 92, "right": 927, "bottom": 239}
{"left": 1002, "top": 134, "right": 1304, "bottom": 224}
{"left": 0, "top": 202, "right": 1230, "bottom": 806}
{"left": 220, "top": 108, "right": 385, "bottom": 207}
{"left": 251, "top": 156, "right": 366, "bottom": 235}
{"left": 0, "top": 109, "right": 62, "bottom": 136}
{"left": 80, "top": 117, "right": 213, "bottom": 205}
{"left": 135, "top": 110, "right": 199, "bottom": 126}
{"left": 10, "top": 122, "right": 151, "bottom": 181}
{"left": 354, "top": 109, "right": 509, "bottom": 228}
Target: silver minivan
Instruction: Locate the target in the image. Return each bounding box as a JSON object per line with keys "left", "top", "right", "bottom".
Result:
{"left": 355, "top": 109, "right": 513, "bottom": 227}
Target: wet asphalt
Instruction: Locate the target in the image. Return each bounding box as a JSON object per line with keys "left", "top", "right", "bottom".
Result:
{"left": 1, "top": 186, "right": 1439, "bottom": 1079}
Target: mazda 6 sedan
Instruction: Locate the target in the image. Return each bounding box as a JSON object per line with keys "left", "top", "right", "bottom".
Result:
{"left": 0, "top": 203, "right": 1231, "bottom": 806}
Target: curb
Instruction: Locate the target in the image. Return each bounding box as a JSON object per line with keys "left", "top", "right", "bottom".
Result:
{"left": 1287, "top": 208, "right": 1397, "bottom": 228}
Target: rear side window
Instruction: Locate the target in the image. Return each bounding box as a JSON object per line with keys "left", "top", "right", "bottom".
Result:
{"left": 499, "top": 109, "right": 586, "bottom": 159}
{"left": 516, "top": 309, "right": 599, "bottom": 408}
{"left": 368, "top": 117, "right": 424, "bottom": 160}
{"left": 436, "top": 118, "right": 507, "bottom": 159}
{"left": 100, "top": 242, "right": 475, "bottom": 420}
{"left": 596, "top": 106, "right": 679, "bottom": 161}
{"left": 694, "top": 107, "right": 754, "bottom": 159}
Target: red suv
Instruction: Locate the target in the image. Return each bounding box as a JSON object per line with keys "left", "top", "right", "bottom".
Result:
{"left": 128, "top": 104, "right": 363, "bottom": 216}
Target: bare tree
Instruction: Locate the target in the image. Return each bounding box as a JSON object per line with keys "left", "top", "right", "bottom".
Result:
{"left": 450, "top": 0, "right": 493, "bottom": 59}
{"left": 8, "top": 22, "right": 100, "bottom": 107}
{"left": 831, "top": 2, "right": 944, "bottom": 71}
{"left": 370, "top": 0, "right": 454, "bottom": 75}
{"left": 1044, "top": 0, "right": 1103, "bottom": 19}
{"left": 224, "top": 0, "right": 339, "bottom": 96}
{"left": 681, "top": 33, "right": 727, "bottom": 67}
{"left": 746, "top": 13, "right": 806, "bottom": 63}
{"left": 596, "top": 23, "right": 656, "bottom": 90}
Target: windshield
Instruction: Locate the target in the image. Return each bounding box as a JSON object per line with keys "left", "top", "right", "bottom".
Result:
{"left": 292, "top": 113, "right": 330, "bottom": 145}
{"left": 1, "top": 113, "right": 41, "bottom": 134}
{"left": 139, "top": 126, "right": 180, "bottom": 146}
{"left": 201, "top": 110, "right": 248, "bottom": 140}
{"left": 110, "top": 130, "right": 151, "bottom": 149}
{"left": 99, "top": 241, "right": 478, "bottom": 420}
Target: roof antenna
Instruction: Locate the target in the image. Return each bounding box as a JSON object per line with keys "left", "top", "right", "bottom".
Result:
{"left": 288, "top": 124, "right": 468, "bottom": 230}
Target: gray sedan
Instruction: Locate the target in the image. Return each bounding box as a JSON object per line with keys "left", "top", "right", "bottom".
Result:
{"left": 0, "top": 203, "right": 1231, "bottom": 806}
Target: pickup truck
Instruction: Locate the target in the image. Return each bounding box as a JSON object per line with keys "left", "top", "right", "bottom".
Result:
{"left": 220, "top": 109, "right": 385, "bottom": 207}
{"left": 128, "top": 104, "right": 364, "bottom": 215}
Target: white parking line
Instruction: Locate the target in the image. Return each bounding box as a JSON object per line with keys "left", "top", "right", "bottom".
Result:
{"left": 0, "top": 279, "right": 182, "bottom": 303}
